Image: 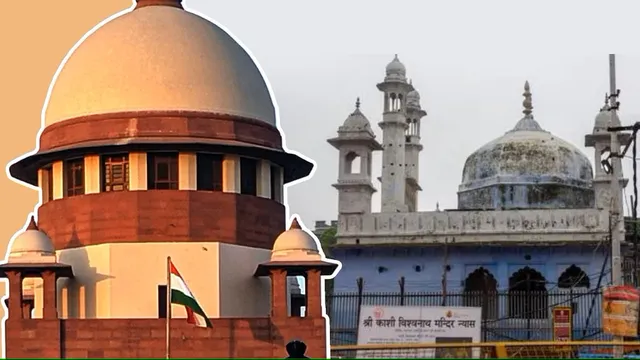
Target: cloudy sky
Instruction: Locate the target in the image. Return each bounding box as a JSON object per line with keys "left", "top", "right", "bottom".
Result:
{"left": 187, "top": 0, "right": 640, "bottom": 226}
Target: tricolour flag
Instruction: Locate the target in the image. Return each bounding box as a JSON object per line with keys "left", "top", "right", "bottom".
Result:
{"left": 169, "top": 260, "right": 213, "bottom": 328}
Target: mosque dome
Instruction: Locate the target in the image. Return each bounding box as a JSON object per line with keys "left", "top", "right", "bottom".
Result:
{"left": 271, "top": 218, "right": 321, "bottom": 262}
{"left": 592, "top": 104, "right": 621, "bottom": 134}
{"left": 342, "top": 98, "right": 371, "bottom": 130}
{"left": 458, "top": 81, "right": 594, "bottom": 210}
{"left": 407, "top": 89, "right": 420, "bottom": 107}
{"left": 44, "top": 0, "right": 276, "bottom": 126}
{"left": 8, "top": 217, "right": 56, "bottom": 262}
{"left": 384, "top": 54, "right": 406, "bottom": 81}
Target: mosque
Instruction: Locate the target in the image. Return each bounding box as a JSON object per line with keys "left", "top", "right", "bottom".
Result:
{"left": 324, "top": 55, "right": 631, "bottom": 342}
{"left": 1, "top": 0, "right": 338, "bottom": 358}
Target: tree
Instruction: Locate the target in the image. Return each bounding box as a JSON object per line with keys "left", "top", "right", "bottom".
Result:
{"left": 319, "top": 226, "right": 337, "bottom": 297}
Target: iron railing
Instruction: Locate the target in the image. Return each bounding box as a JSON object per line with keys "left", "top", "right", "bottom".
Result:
{"left": 326, "top": 290, "right": 609, "bottom": 346}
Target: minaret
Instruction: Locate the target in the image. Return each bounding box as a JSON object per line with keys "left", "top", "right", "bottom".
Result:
{"left": 584, "top": 90, "right": 628, "bottom": 210}
{"left": 328, "top": 98, "right": 382, "bottom": 214}
{"left": 377, "top": 55, "right": 413, "bottom": 213}
{"left": 404, "top": 83, "right": 426, "bottom": 212}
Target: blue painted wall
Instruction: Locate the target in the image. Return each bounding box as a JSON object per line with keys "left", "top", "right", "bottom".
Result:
{"left": 328, "top": 245, "right": 610, "bottom": 343}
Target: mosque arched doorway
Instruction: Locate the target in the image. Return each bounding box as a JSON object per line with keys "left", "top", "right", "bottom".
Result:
{"left": 557, "top": 264, "right": 589, "bottom": 320}
{"left": 508, "top": 267, "right": 548, "bottom": 319}
{"left": 463, "top": 267, "right": 498, "bottom": 320}
{"left": 558, "top": 265, "right": 590, "bottom": 289}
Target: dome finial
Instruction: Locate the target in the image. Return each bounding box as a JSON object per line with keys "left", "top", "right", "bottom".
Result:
{"left": 601, "top": 93, "right": 610, "bottom": 111}
{"left": 355, "top": 97, "right": 361, "bottom": 110}
{"left": 26, "top": 216, "right": 38, "bottom": 231}
{"left": 289, "top": 217, "right": 301, "bottom": 230}
{"left": 522, "top": 80, "right": 533, "bottom": 117}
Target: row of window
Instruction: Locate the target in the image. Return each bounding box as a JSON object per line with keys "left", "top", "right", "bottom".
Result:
{"left": 44, "top": 152, "right": 283, "bottom": 201}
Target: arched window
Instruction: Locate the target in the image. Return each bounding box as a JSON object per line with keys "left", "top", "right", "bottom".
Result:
{"left": 344, "top": 152, "right": 362, "bottom": 174}
{"left": 558, "top": 265, "right": 590, "bottom": 289}
{"left": 463, "top": 267, "right": 498, "bottom": 320}
{"left": 508, "top": 267, "right": 548, "bottom": 319}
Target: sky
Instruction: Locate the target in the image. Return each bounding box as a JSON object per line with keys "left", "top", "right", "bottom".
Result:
{"left": 187, "top": 0, "right": 640, "bottom": 226}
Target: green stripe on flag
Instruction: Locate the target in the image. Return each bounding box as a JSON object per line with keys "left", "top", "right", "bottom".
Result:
{"left": 171, "top": 289, "right": 212, "bottom": 327}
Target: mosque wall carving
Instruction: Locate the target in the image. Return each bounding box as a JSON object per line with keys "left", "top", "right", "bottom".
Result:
{"left": 337, "top": 208, "right": 609, "bottom": 243}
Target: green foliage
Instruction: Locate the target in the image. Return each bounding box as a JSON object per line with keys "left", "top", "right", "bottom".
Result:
{"left": 318, "top": 226, "right": 337, "bottom": 297}
{"left": 319, "top": 226, "right": 337, "bottom": 255}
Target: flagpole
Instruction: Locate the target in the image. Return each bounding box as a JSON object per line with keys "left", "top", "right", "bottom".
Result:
{"left": 166, "top": 256, "right": 172, "bottom": 359}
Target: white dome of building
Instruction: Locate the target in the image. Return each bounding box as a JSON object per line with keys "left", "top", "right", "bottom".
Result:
{"left": 44, "top": 1, "right": 276, "bottom": 126}
{"left": 592, "top": 104, "right": 621, "bottom": 134}
{"left": 384, "top": 54, "right": 407, "bottom": 82}
{"left": 386, "top": 54, "right": 406, "bottom": 76}
{"left": 341, "top": 98, "right": 372, "bottom": 131}
{"left": 458, "top": 81, "right": 594, "bottom": 210}
{"left": 407, "top": 89, "right": 421, "bottom": 108}
{"left": 271, "top": 218, "right": 322, "bottom": 262}
{"left": 8, "top": 216, "right": 56, "bottom": 263}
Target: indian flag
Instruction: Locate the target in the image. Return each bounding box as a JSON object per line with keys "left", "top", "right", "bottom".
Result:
{"left": 169, "top": 260, "right": 213, "bottom": 328}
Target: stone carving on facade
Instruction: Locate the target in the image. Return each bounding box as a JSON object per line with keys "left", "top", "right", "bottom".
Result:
{"left": 338, "top": 208, "right": 609, "bottom": 243}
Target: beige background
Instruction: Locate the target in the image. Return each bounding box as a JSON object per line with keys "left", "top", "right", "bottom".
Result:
{"left": 0, "top": 0, "right": 133, "bottom": 352}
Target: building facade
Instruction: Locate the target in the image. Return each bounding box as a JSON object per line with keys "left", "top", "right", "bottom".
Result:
{"left": 2, "top": 0, "right": 338, "bottom": 358}
{"left": 324, "top": 55, "right": 630, "bottom": 343}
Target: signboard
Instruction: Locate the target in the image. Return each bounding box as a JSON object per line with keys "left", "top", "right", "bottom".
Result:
{"left": 356, "top": 305, "right": 482, "bottom": 358}
{"left": 552, "top": 306, "right": 572, "bottom": 341}
{"left": 603, "top": 285, "right": 640, "bottom": 337}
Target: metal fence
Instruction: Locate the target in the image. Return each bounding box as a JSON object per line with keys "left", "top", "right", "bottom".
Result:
{"left": 326, "top": 290, "right": 609, "bottom": 346}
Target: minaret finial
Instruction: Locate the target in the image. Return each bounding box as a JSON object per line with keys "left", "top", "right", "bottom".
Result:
{"left": 355, "top": 97, "right": 361, "bottom": 110}
{"left": 522, "top": 81, "right": 533, "bottom": 117}
{"left": 394, "top": 54, "right": 399, "bottom": 60}
{"left": 26, "top": 215, "right": 38, "bottom": 231}
{"left": 289, "top": 217, "right": 301, "bottom": 230}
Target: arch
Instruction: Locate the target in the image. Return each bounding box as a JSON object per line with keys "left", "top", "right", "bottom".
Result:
{"left": 344, "top": 151, "right": 362, "bottom": 174}
{"left": 463, "top": 267, "right": 498, "bottom": 319}
{"left": 508, "top": 266, "right": 548, "bottom": 319}
{"left": 558, "top": 265, "right": 590, "bottom": 289}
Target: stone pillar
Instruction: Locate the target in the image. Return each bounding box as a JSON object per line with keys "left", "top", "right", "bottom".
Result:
{"left": 178, "top": 152, "right": 197, "bottom": 190}
{"left": 41, "top": 270, "right": 58, "bottom": 320}
{"left": 21, "top": 297, "right": 33, "bottom": 319}
{"left": 305, "top": 269, "right": 323, "bottom": 318}
{"left": 129, "top": 152, "right": 148, "bottom": 191}
{"left": 84, "top": 155, "right": 101, "bottom": 194}
{"left": 270, "top": 269, "right": 288, "bottom": 318}
{"left": 6, "top": 271, "right": 23, "bottom": 320}
{"left": 222, "top": 155, "right": 241, "bottom": 193}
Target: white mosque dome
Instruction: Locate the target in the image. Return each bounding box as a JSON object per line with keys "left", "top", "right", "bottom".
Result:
{"left": 44, "top": 2, "right": 276, "bottom": 126}
{"left": 592, "top": 106, "right": 621, "bottom": 134}
{"left": 407, "top": 89, "right": 420, "bottom": 107}
{"left": 8, "top": 217, "right": 55, "bottom": 261}
{"left": 461, "top": 125, "right": 594, "bottom": 186}
{"left": 385, "top": 54, "right": 406, "bottom": 81}
{"left": 271, "top": 218, "right": 321, "bottom": 261}
{"left": 458, "top": 82, "right": 594, "bottom": 210}
{"left": 342, "top": 98, "right": 371, "bottom": 130}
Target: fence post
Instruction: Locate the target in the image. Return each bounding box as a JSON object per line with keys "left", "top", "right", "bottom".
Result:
{"left": 353, "top": 277, "right": 364, "bottom": 343}
{"left": 399, "top": 277, "right": 405, "bottom": 306}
